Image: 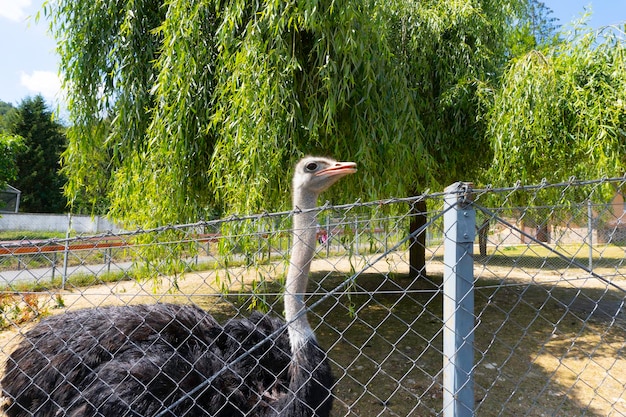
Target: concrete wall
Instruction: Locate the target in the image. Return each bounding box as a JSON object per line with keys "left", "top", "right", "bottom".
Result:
{"left": 0, "top": 213, "right": 122, "bottom": 234}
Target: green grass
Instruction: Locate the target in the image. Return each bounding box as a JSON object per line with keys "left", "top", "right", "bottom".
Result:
{"left": 0, "top": 230, "right": 68, "bottom": 241}
{"left": 478, "top": 243, "right": 626, "bottom": 270}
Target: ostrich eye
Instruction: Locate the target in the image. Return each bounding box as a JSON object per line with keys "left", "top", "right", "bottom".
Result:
{"left": 305, "top": 162, "right": 319, "bottom": 172}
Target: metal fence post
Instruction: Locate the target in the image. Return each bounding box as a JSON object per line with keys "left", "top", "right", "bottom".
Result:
{"left": 443, "top": 182, "right": 476, "bottom": 417}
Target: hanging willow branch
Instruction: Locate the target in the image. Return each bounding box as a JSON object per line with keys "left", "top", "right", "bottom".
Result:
{"left": 49, "top": 0, "right": 525, "bottom": 228}
{"left": 485, "top": 22, "right": 626, "bottom": 203}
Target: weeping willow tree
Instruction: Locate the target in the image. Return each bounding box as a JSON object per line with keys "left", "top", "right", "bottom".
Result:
{"left": 486, "top": 22, "right": 626, "bottom": 189}
{"left": 49, "top": 0, "right": 526, "bottom": 219}
{"left": 52, "top": 0, "right": 418, "bottom": 224}
{"left": 481, "top": 21, "right": 626, "bottom": 250}
{"left": 47, "top": 0, "right": 527, "bottom": 277}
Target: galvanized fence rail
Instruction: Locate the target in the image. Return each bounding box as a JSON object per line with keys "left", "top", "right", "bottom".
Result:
{"left": 0, "top": 177, "right": 625, "bottom": 416}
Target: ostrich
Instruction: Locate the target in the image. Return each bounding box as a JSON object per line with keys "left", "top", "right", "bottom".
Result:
{"left": 1, "top": 156, "right": 357, "bottom": 417}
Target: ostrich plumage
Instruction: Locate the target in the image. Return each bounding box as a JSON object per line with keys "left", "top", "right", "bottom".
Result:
{"left": 1, "top": 156, "right": 357, "bottom": 417}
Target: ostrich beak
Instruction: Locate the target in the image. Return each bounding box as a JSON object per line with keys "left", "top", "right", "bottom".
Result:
{"left": 316, "top": 161, "right": 357, "bottom": 178}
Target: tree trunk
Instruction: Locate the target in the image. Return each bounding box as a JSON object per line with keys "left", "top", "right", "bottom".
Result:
{"left": 478, "top": 218, "right": 489, "bottom": 257}
{"left": 409, "top": 198, "right": 427, "bottom": 279}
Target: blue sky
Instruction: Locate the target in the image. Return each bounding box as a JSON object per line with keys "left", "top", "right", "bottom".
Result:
{"left": 0, "top": 0, "right": 59, "bottom": 107}
{"left": 0, "top": 0, "right": 625, "bottom": 110}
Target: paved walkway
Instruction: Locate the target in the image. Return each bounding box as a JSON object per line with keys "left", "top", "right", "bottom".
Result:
{"left": 0, "top": 254, "right": 234, "bottom": 287}
{"left": 0, "top": 260, "right": 134, "bottom": 286}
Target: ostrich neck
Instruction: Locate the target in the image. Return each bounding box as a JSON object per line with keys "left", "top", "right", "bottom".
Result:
{"left": 285, "top": 190, "right": 319, "bottom": 350}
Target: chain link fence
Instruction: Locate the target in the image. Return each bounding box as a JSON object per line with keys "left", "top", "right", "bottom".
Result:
{"left": 0, "top": 177, "right": 624, "bottom": 416}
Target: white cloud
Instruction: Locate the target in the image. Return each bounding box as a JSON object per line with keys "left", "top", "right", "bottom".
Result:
{"left": 20, "top": 70, "right": 62, "bottom": 101}
{"left": 0, "top": 0, "right": 31, "bottom": 22}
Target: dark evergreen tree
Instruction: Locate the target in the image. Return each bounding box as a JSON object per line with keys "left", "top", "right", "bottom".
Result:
{"left": 9, "top": 95, "right": 67, "bottom": 213}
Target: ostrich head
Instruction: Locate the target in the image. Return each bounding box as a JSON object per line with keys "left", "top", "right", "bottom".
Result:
{"left": 292, "top": 157, "right": 357, "bottom": 208}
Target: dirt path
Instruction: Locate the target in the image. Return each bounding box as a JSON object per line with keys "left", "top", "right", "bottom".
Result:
{"left": 1, "top": 251, "right": 624, "bottom": 416}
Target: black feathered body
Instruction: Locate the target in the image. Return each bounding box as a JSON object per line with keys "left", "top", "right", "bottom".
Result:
{"left": 1, "top": 303, "right": 333, "bottom": 417}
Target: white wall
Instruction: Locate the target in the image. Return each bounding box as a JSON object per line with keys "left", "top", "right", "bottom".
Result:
{"left": 0, "top": 213, "right": 122, "bottom": 234}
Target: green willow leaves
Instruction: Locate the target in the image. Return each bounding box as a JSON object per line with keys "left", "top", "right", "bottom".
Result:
{"left": 486, "top": 23, "right": 626, "bottom": 201}
{"left": 49, "top": 0, "right": 525, "bottom": 227}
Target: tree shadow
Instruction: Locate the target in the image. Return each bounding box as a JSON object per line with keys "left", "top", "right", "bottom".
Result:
{"left": 306, "top": 269, "right": 625, "bottom": 417}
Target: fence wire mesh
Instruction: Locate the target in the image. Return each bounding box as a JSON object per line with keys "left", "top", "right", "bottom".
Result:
{"left": 0, "top": 177, "right": 624, "bottom": 417}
